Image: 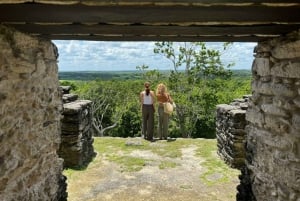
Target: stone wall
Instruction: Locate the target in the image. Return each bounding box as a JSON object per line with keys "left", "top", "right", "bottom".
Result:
{"left": 216, "top": 95, "right": 256, "bottom": 201}
{"left": 246, "top": 30, "right": 300, "bottom": 201}
{"left": 0, "top": 25, "right": 67, "bottom": 200}
{"left": 59, "top": 88, "right": 95, "bottom": 169}
{"left": 216, "top": 95, "right": 250, "bottom": 170}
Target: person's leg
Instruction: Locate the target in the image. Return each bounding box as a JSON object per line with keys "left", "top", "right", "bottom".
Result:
{"left": 142, "top": 105, "right": 148, "bottom": 139}
{"left": 147, "top": 106, "right": 154, "bottom": 141}
{"left": 162, "top": 113, "right": 169, "bottom": 139}
{"left": 158, "top": 105, "right": 164, "bottom": 139}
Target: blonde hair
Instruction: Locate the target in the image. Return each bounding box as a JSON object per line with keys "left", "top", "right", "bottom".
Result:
{"left": 156, "top": 83, "right": 168, "bottom": 95}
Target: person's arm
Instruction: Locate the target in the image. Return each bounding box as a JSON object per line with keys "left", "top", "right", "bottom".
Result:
{"left": 151, "top": 91, "right": 156, "bottom": 105}
{"left": 150, "top": 91, "right": 156, "bottom": 112}
{"left": 168, "top": 93, "right": 173, "bottom": 104}
{"left": 139, "top": 92, "right": 143, "bottom": 106}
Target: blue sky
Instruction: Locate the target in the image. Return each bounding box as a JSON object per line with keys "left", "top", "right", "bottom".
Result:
{"left": 52, "top": 41, "right": 257, "bottom": 72}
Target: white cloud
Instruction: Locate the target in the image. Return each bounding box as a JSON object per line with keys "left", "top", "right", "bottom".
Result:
{"left": 53, "top": 40, "right": 257, "bottom": 71}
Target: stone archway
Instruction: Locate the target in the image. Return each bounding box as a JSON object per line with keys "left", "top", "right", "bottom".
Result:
{"left": 1, "top": 23, "right": 300, "bottom": 201}
{"left": 0, "top": 1, "right": 300, "bottom": 200}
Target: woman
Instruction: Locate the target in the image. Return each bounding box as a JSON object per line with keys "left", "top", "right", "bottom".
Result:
{"left": 139, "top": 82, "right": 156, "bottom": 141}
{"left": 156, "top": 83, "right": 173, "bottom": 140}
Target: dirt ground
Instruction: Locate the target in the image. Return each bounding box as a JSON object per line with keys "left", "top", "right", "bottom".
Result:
{"left": 65, "top": 138, "right": 240, "bottom": 201}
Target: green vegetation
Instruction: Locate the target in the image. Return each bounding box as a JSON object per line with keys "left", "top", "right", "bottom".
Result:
{"left": 59, "top": 71, "right": 142, "bottom": 81}
{"left": 159, "top": 161, "right": 178, "bottom": 169}
{"left": 64, "top": 137, "right": 239, "bottom": 200}
{"left": 109, "top": 155, "right": 146, "bottom": 172}
{"left": 60, "top": 70, "right": 251, "bottom": 138}
{"left": 195, "top": 139, "right": 237, "bottom": 185}
{"left": 59, "top": 69, "right": 250, "bottom": 82}
{"left": 64, "top": 137, "right": 239, "bottom": 181}
{"left": 60, "top": 42, "right": 252, "bottom": 139}
{"left": 90, "top": 137, "right": 183, "bottom": 172}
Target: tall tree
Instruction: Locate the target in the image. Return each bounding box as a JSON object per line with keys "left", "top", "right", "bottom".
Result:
{"left": 154, "top": 42, "right": 233, "bottom": 138}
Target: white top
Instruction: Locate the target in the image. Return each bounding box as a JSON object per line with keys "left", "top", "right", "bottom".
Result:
{"left": 142, "top": 91, "right": 153, "bottom": 105}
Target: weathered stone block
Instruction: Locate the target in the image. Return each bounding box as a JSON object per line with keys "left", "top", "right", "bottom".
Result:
{"left": 264, "top": 115, "right": 290, "bottom": 133}
{"left": 254, "top": 42, "right": 271, "bottom": 53}
{"left": 292, "top": 113, "right": 300, "bottom": 131}
{"left": 246, "top": 108, "right": 265, "bottom": 127}
{"left": 272, "top": 40, "right": 300, "bottom": 59}
{"left": 60, "top": 87, "right": 79, "bottom": 104}
{"left": 272, "top": 83, "right": 297, "bottom": 98}
{"left": 273, "top": 97, "right": 298, "bottom": 111}
{"left": 271, "top": 62, "right": 300, "bottom": 78}
{"left": 252, "top": 81, "right": 274, "bottom": 96}
{"left": 261, "top": 104, "right": 290, "bottom": 118}
{"left": 59, "top": 99, "right": 95, "bottom": 169}
{"left": 252, "top": 58, "right": 271, "bottom": 76}
{"left": 60, "top": 86, "right": 72, "bottom": 94}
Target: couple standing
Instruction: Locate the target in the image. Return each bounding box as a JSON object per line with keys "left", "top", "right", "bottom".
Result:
{"left": 139, "top": 82, "right": 173, "bottom": 141}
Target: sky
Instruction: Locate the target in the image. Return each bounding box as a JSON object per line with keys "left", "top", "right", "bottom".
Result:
{"left": 52, "top": 41, "right": 257, "bottom": 72}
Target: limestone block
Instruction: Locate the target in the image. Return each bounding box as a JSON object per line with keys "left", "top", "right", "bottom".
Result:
{"left": 254, "top": 42, "right": 271, "bottom": 53}
{"left": 60, "top": 86, "right": 72, "bottom": 94}
{"left": 34, "top": 56, "right": 47, "bottom": 77}
{"left": 292, "top": 113, "right": 300, "bottom": 131}
{"left": 252, "top": 81, "right": 273, "bottom": 96}
{"left": 272, "top": 40, "right": 300, "bottom": 59}
{"left": 264, "top": 115, "right": 290, "bottom": 134}
{"left": 10, "top": 59, "right": 35, "bottom": 73}
{"left": 272, "top": 83, "right": 297, "bottom": 98}
{"left": 63, "top": 100, "right": 92, "bottom": 115}
{"left": 246, "top": 108, "right": 265, "bottom": 127}
{"left": 273, "top": 97, "right": 297, "bottom": 111}
{"left": 260, "top": 133, "right": 292, "bottom": 150}
{"left": 14, "top": 31, "right": 39, "bottom": 56}
{"left": 271, "top": 62, "right": 300, "bottom": 78}
{"left": 252, "top": 58, "right": 271, "bottom": 76}
{"left": 260, "top": 76, "right": 272, "bottom": 83}
{"left": 261, "top": 104, "right": 289, "bottom": 118}
{"left": 62, "top": 94, "right": 78, "bottom": 103}
{"left": 216, "top": 104, "right": 237, "bottom": 114}
{"left": 293, "top": 97, "right": 300, "bottom": 108}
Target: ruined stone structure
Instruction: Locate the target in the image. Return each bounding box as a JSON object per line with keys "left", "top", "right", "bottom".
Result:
{"left": 216, "top": 96, "right": 255, "bottom": 201}
{"left": 59, "top": 88, "right": 95, "bottom": 169}
{"left": 216, "top": 95, "right": 250, "bottom": 170}
{"left": 245, "top": 31, "right": 300, "bottom": 201}
{"left": 217, "top": 31, "right": 300, "bottom": 201}
{"left": 0, "top": 25, "right": 67, "bottom": 201}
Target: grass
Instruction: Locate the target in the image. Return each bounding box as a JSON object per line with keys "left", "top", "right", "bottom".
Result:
{"left": 194, "top": 139, "right": 239, "bottom": 186}
{"left": 63, "top": 137, "right": 240, "bottom": 201}
{"left": 108, "top": 155, "right": 146, "bottom": 172}
{"left": 64, "top": 137, "right": 239, "bottom": 183}
{"left": 159, "top": 161, "right": 178, "bottom": 169}
{"left": 91, "top": 137, "right": 184, "bottom": 172}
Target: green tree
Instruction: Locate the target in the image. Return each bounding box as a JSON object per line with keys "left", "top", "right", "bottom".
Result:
{"left": 153, "top": 42, "right": 233, "bottom": 138}
{"left": 136, "top": 64, "right": 163, "bottom": 83}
